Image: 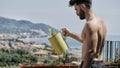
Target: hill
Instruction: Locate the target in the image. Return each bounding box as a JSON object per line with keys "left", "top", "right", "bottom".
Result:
{"left": 0, "top": 17, "right": 59, "bottom": 37}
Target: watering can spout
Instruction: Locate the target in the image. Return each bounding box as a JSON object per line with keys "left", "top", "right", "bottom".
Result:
{"left": 44, "top": 48, "right": 54, "bottom": 53}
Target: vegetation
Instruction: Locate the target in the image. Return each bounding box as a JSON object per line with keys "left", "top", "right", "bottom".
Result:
{"left": 0, "top": 48, "right": 38, "bottom": 67}
{"left": 42, "top": 52, "right": 78, "bottom": 66}
{"left": 114, "top": 48, "right": 120, "bottom": 63}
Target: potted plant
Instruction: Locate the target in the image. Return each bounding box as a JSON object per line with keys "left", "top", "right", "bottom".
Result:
{"left": 105, "top": 48, "right": 120, "bottom": 68}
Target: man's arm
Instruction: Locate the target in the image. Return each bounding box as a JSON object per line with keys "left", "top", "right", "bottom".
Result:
{"left": 69, "top": 32, "right": 84, "bottom": 43}
{"left": 62, "top": 28, "right": 85, "bottom": 43}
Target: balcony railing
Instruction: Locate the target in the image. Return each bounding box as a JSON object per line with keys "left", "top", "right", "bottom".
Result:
{"left": 103, "top": 40, "right": 120, "bottom": 62}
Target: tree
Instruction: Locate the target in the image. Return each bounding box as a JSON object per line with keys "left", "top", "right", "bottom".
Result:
{"left": 0, "top": 48, "right": 38, "bottom": 67}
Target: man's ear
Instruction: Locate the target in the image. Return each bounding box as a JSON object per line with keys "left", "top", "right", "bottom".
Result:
{"left": 80, "top": 3, "right": 86, "bottom": 11}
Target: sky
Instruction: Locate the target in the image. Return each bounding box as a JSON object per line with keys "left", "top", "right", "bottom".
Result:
{"left": 0, "top": 0, "right": 120, "bottom": 35}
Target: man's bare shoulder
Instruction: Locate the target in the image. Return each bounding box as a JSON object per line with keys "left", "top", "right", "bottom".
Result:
{"left": 97, "top": 17, "right": 107, "bottom": 34}
{"left": 85, "top": 19, "right": 99, "bottom": 32}
{"left": 97, "top": 17, "right": 106, "bottom": 30}
{"left": 87, "top": 17, "right": 106, "bottom": 28}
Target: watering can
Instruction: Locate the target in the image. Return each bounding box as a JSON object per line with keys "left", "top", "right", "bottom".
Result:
{"left": 48, "top": 28, "right": 69, "bottom": 55}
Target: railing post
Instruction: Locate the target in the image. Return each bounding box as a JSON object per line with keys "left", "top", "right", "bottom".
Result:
{"left": 107, "top": 41, "right": 109, "bottom": 62}
{"left": 116, "top": 41, "right": 119, "bottom": 59}
{"left": 110, "top": 41, "right": 113, "bottom": 62}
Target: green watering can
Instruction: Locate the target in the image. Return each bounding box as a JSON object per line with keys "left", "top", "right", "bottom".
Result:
{"left": 48, "top": 28, "right": 69, "bottom": 55}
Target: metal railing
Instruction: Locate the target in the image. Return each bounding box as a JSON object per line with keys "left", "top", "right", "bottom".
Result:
{"left": 103, "top": 41, "right": 120, "bottom": 62}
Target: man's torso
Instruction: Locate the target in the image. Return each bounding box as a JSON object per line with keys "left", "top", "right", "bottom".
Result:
{"left": 81, "top": 17, "right": 107, "bottom": 61}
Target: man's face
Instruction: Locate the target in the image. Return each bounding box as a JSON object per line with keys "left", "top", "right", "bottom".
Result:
{"left": 74, "top": 4, "right": 85, "bottom": 20}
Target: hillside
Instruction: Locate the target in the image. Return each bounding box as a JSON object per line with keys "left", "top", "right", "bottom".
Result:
{"left": 0, "top": 17, "right": 59, "bottom": 37}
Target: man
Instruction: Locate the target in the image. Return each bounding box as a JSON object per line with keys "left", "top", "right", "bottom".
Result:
{"left": 62, "top": 0, "right": 107, "bottom": 68}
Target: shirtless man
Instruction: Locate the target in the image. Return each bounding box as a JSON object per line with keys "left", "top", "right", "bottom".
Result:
{"left": 62, "top": 0, "right": 107, "bottom": 68}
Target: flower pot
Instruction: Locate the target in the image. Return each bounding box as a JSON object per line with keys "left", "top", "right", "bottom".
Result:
{"left": 104, "top": 62, "right": 119, "bottom": 68}
{"left": 20, "top": 63, "right": 79, "bottom": 68}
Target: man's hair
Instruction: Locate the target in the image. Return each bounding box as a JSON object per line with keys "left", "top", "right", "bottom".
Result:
{"left": 69, "top": 0, "right": 92, "bottom": 9}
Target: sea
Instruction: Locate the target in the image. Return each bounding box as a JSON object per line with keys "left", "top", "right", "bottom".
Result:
{"left": 23, "top": 35, "right": 120, "bottom": 61}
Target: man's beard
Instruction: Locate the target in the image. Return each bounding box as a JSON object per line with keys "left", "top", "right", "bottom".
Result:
{"left": 79, "top": 9, "right": 85, "bottom": 20}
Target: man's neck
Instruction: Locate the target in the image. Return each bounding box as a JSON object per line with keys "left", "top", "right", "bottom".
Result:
{"left": 85, "top": 8, "right": 95, "bottom": 22}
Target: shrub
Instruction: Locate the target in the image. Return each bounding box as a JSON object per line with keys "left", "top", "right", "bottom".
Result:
{"left": 0, "top": 48, "right": 38, "bottom": 67}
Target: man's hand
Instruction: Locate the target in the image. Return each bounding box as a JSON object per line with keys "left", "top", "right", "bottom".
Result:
{"left": 61, "top": 28, "right": 71, "bottom": 37}
{"left": 62, "top": 28, "right": 83, "bottom": 43}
